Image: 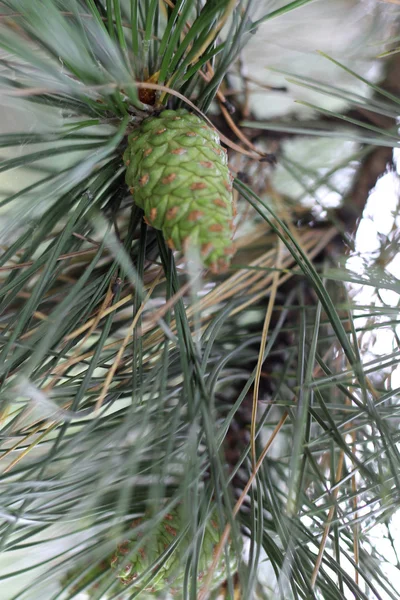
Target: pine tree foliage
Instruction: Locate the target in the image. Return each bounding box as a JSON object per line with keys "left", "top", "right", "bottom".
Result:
{"left": 0, "top": 1, "right": 399, "bottom": 600}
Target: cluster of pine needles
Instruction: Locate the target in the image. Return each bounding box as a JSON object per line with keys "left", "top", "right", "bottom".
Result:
{"left": 0, "top": 1, "right": 400, "bottom": 599}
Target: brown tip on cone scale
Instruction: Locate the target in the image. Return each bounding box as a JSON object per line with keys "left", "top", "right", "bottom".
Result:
{"left": 117, "top": 541, "right": 130, "bottom": 555}
{"left": 209, "top": 223, "right": 223, "bottom": 232}
{"left": 171, "top": 148, "right": 186, "bottom": 155}
{"left": 164, "top": 524, "right": 177, "bottom": 536}
{"left": 188, "top": 210, "right": 204, "bottom": 221}
{"left": 224, "top": 244, "right": 236, "bottom": 256}
{"left": 201, "top": 242, "right": 213, "bottom": 257}
{"left": 166, "top": 206, "right": 179, "bottom": 220}
{"left": 190, "top": 182, "right": 207, "bottom": 190}
{"left": 224, "top": 180, "right": 233, "bottom": 192}
{"left": 162, "top": 173, "right": 177, "bottom": 184}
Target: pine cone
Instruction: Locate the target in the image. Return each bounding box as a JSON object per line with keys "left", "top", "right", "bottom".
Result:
{"left": 110, "top": 506, "right": 238, "bottom": 596}
{"left": 61, "top": 556, "right": 157, "bottom": 600}
{"left": 61, "top": 557, "right": 114, "bottom": 599}
{"left": 124, "top": 109, "right": 235, "bottom": 273}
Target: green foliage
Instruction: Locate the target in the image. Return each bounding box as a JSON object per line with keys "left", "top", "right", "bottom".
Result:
{"left": 0, "top": 2, "right": 399, "bottom": 600}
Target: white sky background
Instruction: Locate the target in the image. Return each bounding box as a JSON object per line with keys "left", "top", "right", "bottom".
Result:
{"left": 342, "top": 155, "right": 400, "bottom": 599}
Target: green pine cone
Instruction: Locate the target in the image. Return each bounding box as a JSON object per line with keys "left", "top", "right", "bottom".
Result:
{"left": 110, "top": 506, "right": 238, "bottom": 596}
{"left": 124, "top": 109, "right": 235, "bottom": 273}
{"left": 61, "top": 556, "right": 113, "bottom": 598}
{"left": 61, "top": 555, "right": 156, "bottom": 600}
